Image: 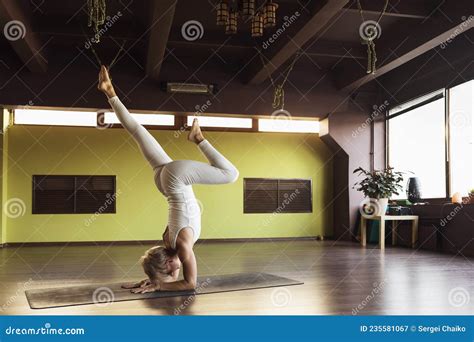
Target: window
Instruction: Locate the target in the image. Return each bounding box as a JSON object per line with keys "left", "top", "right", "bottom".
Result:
{"left": 387, "top": 79, "right": 474, "bottom": 199}
{"left": 103, "top": 112, "right": 175, "bottom": 126}
{"left": 243, "top": 178, "right": 312, "bottom": 213}
{"left": 187, "top": 115, "right": 252, "bottom": 129}
{"left": 258, "top": 119, "right": 319, "bottom": 133}
{"left": 14, "top": 109, "right": 98, "bottom": 127}
{"left": 388, "top": 97, "right": 446, "bottom": 199}
{"left": 12, "top": 107, "right": 320, "bottom": 134}
{"left": 388, "top": 89, "right": 444, "bottom": 116}
{"left": 449, "top": 80, "right": 474, "bottom": 196}
{"left": 33, "top": 175, "right": 116, "bottom": 214}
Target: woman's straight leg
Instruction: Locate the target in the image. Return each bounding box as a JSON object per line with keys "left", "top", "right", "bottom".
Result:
{"left": 109, "top": 96, "right": 172, "bottom": 169}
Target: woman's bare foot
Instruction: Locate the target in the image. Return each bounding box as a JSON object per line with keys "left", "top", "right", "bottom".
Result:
{"left": 98, "top": 65, "right": 116, "bottom": 98}
{"left": 188, "top": 118, "right": 205, "bottom": 144}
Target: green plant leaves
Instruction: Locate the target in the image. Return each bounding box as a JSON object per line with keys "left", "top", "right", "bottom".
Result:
{"left": 353, "top": 167, "right": 404, "bottom": 199}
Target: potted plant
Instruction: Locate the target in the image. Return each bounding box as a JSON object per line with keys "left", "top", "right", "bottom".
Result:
{"left": 353, "top": 167, "right": 404, "bottom": 216}
{"left": 469, "top": 188, "right": 474, "bottom": 204}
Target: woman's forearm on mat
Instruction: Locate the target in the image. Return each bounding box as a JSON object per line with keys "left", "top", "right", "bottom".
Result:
{"left": 159, "top": 279, "right": 196, "bottom": 291}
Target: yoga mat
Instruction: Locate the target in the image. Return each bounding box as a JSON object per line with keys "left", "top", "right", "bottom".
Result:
{"left": 25, "top": 272, "right": 303, "bottom": 309}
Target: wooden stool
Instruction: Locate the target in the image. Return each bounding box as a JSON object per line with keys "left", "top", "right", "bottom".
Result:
{"left": 360, "top": 215, "right": 419, "bottom": 250}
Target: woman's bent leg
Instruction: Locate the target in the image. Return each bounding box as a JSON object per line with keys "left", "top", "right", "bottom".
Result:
{"left": 165, "top": 140, "right": 239, "bottom": 185}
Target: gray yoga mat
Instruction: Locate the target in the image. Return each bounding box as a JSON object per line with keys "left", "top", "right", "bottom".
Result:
{"left": 25, "top": 272, "right": 303, "bottom": 309}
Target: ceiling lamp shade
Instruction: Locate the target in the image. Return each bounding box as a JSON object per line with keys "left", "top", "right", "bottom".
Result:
{"left": 263, "top": 0, "right": 278, "bottom": 28}
{"left": 216, "top": 1, "right": 229, "bottom": 26}
{"left": 251, "top": 12, "right": 264, "bottom": 37}
{"left": 225, "top": 10, "right": 238, "bottom": 34}
{"left": 242, "top": 0, "right": 255, "bottom": 20}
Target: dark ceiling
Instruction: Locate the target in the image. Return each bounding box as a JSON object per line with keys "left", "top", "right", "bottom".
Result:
{"left": 0, "top": 0, "right": 472, "bottom": 106}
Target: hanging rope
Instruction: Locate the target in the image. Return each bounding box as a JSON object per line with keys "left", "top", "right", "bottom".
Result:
{"left": 81, "top": 24, "right": 126, "bottom": 70}
{"left": 87, "top": 0, "right": 107, "bottom": 42}
{"left": 357, "top": 0, "right": 389, "bottom": 74}
{"left": 256, "top": 47, "right": 302, "bottom": 110}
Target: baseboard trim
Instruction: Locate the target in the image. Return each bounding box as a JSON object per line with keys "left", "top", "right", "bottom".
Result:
{"left": 1, "top": 236, "right": 327, "bottom": 248}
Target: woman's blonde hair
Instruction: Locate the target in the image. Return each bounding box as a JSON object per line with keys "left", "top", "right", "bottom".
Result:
{"left": 140, "top": 246, "right": 176, "bottom": 282}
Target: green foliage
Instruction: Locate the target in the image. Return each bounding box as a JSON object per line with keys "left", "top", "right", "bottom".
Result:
{"left": 353, "top": 167, "right": 404, "bottom": 199}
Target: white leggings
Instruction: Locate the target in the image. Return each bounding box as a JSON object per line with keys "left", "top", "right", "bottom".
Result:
{"left": 108, "top": 96, "right": 239, "bottom": 248}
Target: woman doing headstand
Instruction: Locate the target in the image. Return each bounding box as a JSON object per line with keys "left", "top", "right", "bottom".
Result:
{"left": 98, "top": 66, "right": 239, "bottom": 293}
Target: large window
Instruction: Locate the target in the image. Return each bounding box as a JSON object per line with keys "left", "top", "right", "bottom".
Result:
{"left": 387, "top": 80, "right": 474, "bottom": 199}
{"left": 449, "top": 80, "right": 474, "bottom": 196}
{"left": 388, "top": 96, "right": 446, "bottom": 198}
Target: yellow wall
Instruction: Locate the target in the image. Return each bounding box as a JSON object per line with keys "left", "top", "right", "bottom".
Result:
{"left": 4, "top": 124, "right": 333, "bottom": 243}
{"left": 0, "top": 109, "right": 9, "bottom": 244}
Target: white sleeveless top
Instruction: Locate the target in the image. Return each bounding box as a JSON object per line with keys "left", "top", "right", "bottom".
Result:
{"left": 154, "top": 165, "right": 201, "bottom": 249}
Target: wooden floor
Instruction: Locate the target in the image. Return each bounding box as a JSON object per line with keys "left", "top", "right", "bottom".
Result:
{"left": 0, "top": 240, "right": 472, "bottom": 315}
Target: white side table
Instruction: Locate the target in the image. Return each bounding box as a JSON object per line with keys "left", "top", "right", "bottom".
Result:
{"left": 360, "top": 215, "right": 419, "bottom": 250}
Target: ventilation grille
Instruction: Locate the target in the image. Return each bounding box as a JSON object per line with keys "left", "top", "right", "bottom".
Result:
{"left": 244, "top": 178, "right": 312, "bottom": 214}
{"left": 33, "top": 175, "right": 116, "bottom": 214}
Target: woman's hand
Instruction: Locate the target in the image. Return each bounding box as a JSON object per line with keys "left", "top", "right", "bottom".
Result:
{"left": 98, "top": 65, "right": 116, "bottom": 98}
{"left": 121, "top": 278, "right": 150, "bottom": 289}
{"left": 131, "top": 282, "right": 160, "bottom": 294}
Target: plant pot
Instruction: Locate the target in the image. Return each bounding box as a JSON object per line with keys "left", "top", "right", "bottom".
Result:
{"left": 375, "top": 198, "right": 388, "bottom": 216}
{"left": 360, "top": 198, "right": 389, "bottom": 218}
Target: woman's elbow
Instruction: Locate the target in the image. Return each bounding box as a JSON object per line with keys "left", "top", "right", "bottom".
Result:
{"left": 187, "top": 280, "right": 197, "bottom": 290}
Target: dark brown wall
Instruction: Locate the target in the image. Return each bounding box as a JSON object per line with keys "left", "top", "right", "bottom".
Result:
{"left": 0, "top": 45, "right": 352, "bottom": 117}
{"left": 320, "top": 102, "right": 385, "bottom": 241}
